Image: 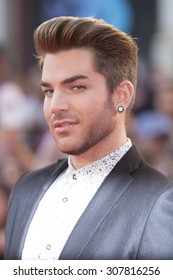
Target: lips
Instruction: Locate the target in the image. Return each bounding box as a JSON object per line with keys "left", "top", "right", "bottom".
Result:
{"left": 52, "top": 120, "right": 78, "bottom": 133}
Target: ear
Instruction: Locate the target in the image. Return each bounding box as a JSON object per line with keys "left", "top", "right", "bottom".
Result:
{"left": 112, "top": 80, "right": 134, "bottom": 111}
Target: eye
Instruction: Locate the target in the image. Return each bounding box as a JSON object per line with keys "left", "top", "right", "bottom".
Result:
{"left": 70, "top": 85, "right": 86, "bottom": 92}
{"left": 42, "top": 89, "right": 54, "bottom": 97}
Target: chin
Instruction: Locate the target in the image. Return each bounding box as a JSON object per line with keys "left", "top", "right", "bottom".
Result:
{"left": 58, "top": 143, "right": 90, "bottom": 156}
{"left": 56, "top": 136, "right": 95, "bottom": 156}
{"left": 57, "top": 143, "right": 77, "bottom": 155}
{"left": 59, "top": 148, "right": 82, "bottom": 156}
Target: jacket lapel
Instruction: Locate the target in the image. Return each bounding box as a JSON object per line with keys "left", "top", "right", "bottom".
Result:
{"left": 59, "top": 146, "right": 140, "bottom": 259}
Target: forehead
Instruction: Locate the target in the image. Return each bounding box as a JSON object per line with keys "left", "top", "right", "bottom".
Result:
{"left": 42, "top": 49, "right": 96, "bottom": 80}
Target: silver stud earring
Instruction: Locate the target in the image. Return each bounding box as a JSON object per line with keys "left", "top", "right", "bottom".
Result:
{"left": 117, "top": 106, "right": 124, "bottom": 112}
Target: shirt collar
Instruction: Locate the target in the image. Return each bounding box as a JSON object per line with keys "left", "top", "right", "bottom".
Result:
{"left": 67, "top": 138, "right": 132, "bottom": 179}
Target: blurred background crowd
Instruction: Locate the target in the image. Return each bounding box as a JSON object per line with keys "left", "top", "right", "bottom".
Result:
{"left": 1, "top": 0, "right": 173, "bottom": 259}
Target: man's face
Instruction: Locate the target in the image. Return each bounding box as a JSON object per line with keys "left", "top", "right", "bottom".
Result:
{"left": 41, "top": 49, "right": 117, "bottom": 156}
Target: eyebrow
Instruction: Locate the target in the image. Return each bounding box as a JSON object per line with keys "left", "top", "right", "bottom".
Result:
{"left": 61, "top": 75, "right": 89, "bottom": 85}
{"left": 40, "top": 74, "right": 89, "bottom": 87}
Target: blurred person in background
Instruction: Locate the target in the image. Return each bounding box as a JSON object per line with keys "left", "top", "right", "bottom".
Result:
{"left": 153, "top": 80, "right": 173, "bottom": 122}
{"left": 152, "top": 80, "right": 173, "bottom": 153}
{"left": 5, "top": 16, "right": 173, "bottom": 260}
{"left": 133, "top": 110, "right": 173, "bottom": 181}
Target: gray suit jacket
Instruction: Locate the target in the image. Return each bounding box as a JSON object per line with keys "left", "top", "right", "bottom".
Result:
{"left": 5, "top": 146, "right": 173, "bottom": 259}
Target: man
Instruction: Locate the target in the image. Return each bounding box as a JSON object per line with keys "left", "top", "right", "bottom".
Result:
{"left": 5, "top": 16, "right": 173, "bottom": 260}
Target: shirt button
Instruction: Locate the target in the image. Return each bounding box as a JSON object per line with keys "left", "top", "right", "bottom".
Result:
{"left": 72, "top": 174, "right": 77, "bottom": 180}
{"left": 62, "top": 197, "right": 68, "bottom": 202}
{"left": 46, "top": 244, "right": 51, "bottom": 250}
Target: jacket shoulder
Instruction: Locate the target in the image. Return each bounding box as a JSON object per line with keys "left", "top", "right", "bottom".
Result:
{"left": 137, "top": 159, "right": 173, "bottom": 191}
{"left": 9, "top": 159, "right": 68, "bottom": 201}
{"left": 125, "top": 146, "right": 173, "bottom": 191}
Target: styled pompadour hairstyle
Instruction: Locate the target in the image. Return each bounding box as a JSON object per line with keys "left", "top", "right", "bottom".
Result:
{"left": 34, "top": 16, "right": 138, "bottom": 106}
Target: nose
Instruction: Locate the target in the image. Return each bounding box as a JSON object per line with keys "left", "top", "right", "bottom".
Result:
{"left": 50, "top": 90, "right": 69, "bottom": 114}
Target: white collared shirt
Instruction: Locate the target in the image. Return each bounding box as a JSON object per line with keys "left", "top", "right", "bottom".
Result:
{"left": 22, "top": 139, "right": 132, "bottom": 260}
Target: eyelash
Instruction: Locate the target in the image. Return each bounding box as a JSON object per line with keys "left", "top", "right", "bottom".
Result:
{"left": 70, "top": 85, "right": 86, "bottom": 92}
{"left": 42, "top": 89, "right": 54, "bottom": 97}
